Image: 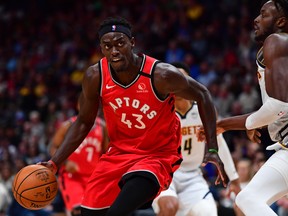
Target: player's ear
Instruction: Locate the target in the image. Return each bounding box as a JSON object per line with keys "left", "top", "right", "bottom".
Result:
{"left": 276, "top": 16, "right": 287, "bottom": 28}
{"left": 130, "top": 37, "right": 135, "bottom": 48}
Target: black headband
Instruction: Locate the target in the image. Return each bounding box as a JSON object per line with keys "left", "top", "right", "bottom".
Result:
{"left": 98, "top": 24, "right": 132, "bottom": 39}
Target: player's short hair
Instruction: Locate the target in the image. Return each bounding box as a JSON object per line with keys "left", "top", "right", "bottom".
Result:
{"left": 171, "top": 62, "right": 190, "bottom": 76}
{"left": 274, "top": 0, "right": 288, "bottom": 18}
{"left": 98, "top": 17, "right": 132, "bottom": 39}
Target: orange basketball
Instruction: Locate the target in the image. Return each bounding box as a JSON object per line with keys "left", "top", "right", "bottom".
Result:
{"left": 13, "top": 164, "right": 58, "bottom": 210}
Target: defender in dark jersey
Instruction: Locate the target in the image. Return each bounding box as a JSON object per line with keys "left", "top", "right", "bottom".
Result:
{"left": 39, "top": 17, "right": 227, "bottom": 216}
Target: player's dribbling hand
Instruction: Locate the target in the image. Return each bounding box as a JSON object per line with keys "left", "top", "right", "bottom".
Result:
{"left": 37, "top": 160, "right": 58, "bottom": 175}
{"left": 246, "top": 129, "right": 261, "bottom": 144}
{"left": 202, "top": 152, "right": 229, "bottom": 187}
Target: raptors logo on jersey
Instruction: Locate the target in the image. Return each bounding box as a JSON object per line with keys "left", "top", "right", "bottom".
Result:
{"left": 108, "top": 97, "right": 157, "bottom": 119}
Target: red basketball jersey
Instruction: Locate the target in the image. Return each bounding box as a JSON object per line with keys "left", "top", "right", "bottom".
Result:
{"left": 66, "top": 116, "right": 104, "bottom": 177}
{"left": 100, "top": 54, "right": 181, "bottom": 154}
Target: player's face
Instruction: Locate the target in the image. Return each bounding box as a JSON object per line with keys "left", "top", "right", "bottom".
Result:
{"left": 100, "top": 32, "right": 135, "bottom": 72}
{"left": 254, "top": 1, "right": 281, "bottom": 42}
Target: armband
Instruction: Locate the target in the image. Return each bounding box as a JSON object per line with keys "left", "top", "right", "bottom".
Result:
{"left": 245, "top": 97, "right": 288, "bottom": 130}
{"left": 208, "top": 148, "right": 218, "bottom": 153}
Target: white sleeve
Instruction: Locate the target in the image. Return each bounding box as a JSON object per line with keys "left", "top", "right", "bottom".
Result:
{"left": 245, "top": 97, "right": 288, "bottom": 130}
{"left": 217, "top": 134, "right": 239, "bottom": 181}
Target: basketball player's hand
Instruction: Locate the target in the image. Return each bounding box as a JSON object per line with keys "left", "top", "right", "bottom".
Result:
{"left": 157, "top": 196, "right": 178, "bottom": 216}
{"left": 246, "top": 129, "right": 261, "bottom": 144}
{"left": 37, "top": 160, "right": 57, "bottom": 175}
{"left": 196, "top": 127, "right": 206, "bottom": 142}
{"left": 202, "top": 152, "right": 229, "bottom": 187}
{"left": 197, "top": 126, "right": 225, "bottom": 142}
{"left": 226, "top": 179, "right": 241, "bottom": 197}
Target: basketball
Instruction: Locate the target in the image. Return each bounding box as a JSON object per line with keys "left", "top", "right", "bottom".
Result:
{"left": 13, "top": 164, "right": 58, "bottom": 210}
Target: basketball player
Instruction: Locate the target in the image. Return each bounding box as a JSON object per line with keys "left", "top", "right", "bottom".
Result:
{"left": 49, "top": 94, "right": 108, "bottom": 216}
{"left": 152, "top": 62, "right": 240, "bottom": 216}
{"left": 210, "top": 1, "right": 288, "bottom": 215}
{"left": 39, "top": 17, "right": 227, "bottom": 216}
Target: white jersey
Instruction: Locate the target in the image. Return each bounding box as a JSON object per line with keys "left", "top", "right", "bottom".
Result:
{"left": 235, "top": 43, "right": 288, "bottom": 216}
{"left": 176, "top": 102, "right": 205, "bottom": 172}
{"left": 256, "top": 48, "right": 288, "bottom": 143}
{"left": 176, "top": 102, "right": 239, "bottom": 179}
{"left": 153, "top": 102, "right": 238, "bottom": 215}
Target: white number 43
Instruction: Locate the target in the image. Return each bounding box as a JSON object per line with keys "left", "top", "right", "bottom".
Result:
{"left": 121, "top": 113, "right": 146, "bottom": 129}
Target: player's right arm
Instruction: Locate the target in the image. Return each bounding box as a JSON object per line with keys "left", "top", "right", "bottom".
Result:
{"left": 216, "top": 113, "right": 251, "bottom": 132}
{"left": 49, "top": 120, "right": 80, "bottom": 173}
{"left": 39, "top": 64, "right": 101, "bottom": 173}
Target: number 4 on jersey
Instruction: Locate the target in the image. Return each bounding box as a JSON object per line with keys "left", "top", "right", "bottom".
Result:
{"left": 184, "top": 138, "right": 192, "bottom": 154}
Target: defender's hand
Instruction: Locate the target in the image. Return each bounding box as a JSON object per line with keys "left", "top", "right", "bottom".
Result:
{"left": 197, "top": 126, "right": 225, "bottom": 142}
{"left": 202, "top": 152, "right": 229, "bottom": 187}
{"left": 227, "top": 179, "right": 241, "bottom": 197}
{"left": 246, "top": 129, "right": 261, "bottom": 144}
{"left": 157, "top": 196, "right": 178, "bottom": 216}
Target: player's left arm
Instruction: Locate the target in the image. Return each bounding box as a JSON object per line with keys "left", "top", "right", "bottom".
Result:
{"left": 154, "top": 63, "right": 218, "bottom": 151}
{"left": 154, "top": 63, "right": 228, "bottom": 187}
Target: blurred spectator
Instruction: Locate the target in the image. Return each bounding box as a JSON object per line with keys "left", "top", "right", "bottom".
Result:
{"left": 238, "top": 82, "right": 261, "bottom": 113}
{"left": 190, "top": 29, "right": 208, "bottom": 60}
{"left": 233, "top": 159, "right": 253, "bottom": 216}
{"left": 28, "top": 111, "right": 46, "bottom": 152}
{"left": 196, "top": 60, "right": 217, "bottom": 87}
{"left": 183, "top": 53, "right": 200, "bottom": 79}
{"left": 0, "top": 162, "right": 13, "bottom": 215}
{"left": 164, "top": 39, "right": 185, "bottom": 63}
{"left": 209, "top": 82, "right": 235, "bottom": 118}
{"left": 0, "top": 182, "right": 10, "bottom": 216}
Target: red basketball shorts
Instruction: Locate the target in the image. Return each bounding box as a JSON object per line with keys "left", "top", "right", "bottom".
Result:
{"left": 81, "top": 148, "right": 182, "bottom": 209}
